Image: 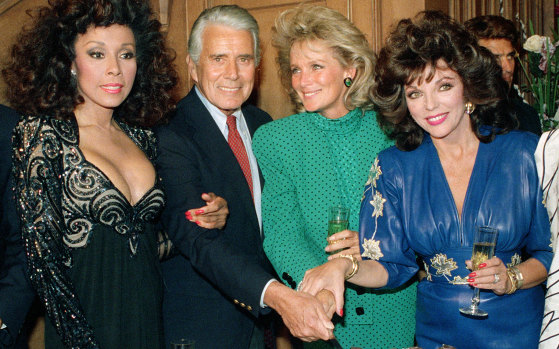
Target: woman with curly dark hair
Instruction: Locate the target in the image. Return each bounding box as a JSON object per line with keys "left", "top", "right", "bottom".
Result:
{"left": 1, "top": 0, "right": 180, "bottom": 347}
{"left": 299, "top": 11, "right": 552, "bottom": 348}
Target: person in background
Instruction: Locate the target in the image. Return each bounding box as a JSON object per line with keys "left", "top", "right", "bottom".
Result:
{"left": 155, "top": 5, "right": 335, "bottom": 348}
{"left": 465, "top": 15, "right": 542, "bottom": 135}
{"left": 0, "top": 104, "right": 35, "bottom": 348}
{"left": 252, "top": 5, "right": 416, "bottom": 348}
{"left": 300, "top": 11, "right": 552, "bottom": 349}
{"left": 2, "top": 0, "right": 179, "bottom": 347}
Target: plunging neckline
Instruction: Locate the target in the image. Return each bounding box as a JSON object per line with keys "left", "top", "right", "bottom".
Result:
{"left": 73, "top": 118, "right": 158, "bottom": 207}
{"left": 428, "top": 136, "right": 482, "bottom": 227}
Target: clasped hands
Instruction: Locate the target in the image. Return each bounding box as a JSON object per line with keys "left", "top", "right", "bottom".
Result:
{"left": 277, "top": 230, "right": 361, "bottom": 342}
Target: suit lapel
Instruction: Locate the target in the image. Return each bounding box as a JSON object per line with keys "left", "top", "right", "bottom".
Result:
{"left": 185, "top": 90, "right": 261, "bottom": 236}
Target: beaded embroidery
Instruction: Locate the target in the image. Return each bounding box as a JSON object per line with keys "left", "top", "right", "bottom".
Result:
{"left": 361, "top": 157, "right": 384, "bottom": 260}
{"left": 13, "top": 115, "right": 164, "bottom": 348}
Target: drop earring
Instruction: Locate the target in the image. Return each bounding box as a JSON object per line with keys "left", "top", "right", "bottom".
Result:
{"left": 465, "top": 102, "right": 475, "bottom": 115}
{"left": 343, "top": 77, "right": 353, "bottom": 88}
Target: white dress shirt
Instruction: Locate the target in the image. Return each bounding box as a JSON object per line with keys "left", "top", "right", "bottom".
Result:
{"left": 194, "top": 87, "right": 274, "bottom": 308}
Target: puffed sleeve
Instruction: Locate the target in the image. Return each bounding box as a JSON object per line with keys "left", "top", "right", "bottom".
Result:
{"left": 253, "top": 126, "right": 324, "bottom": 287}
{"left": 13, "top": 117, "right": 98, "bottom": 348}
{"left": 359, "top": 155, "right": 418, "bottom": 289}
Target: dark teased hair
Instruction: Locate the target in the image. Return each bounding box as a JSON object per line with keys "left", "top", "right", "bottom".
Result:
{"left": 371, "top": 11, "right": 514, "bottom": 151}
{"left": 2, "top": 0, "right": 178, "bottom": 127}
{"left": 464, "top": 15, "right": 519, "bottom": 50}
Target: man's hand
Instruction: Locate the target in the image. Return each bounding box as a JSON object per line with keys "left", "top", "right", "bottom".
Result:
{"left": 264, "top": 281, "right": 334, "bottom": 342}
{"left": 185, "top": 193, "right": 229, "bottom": 229}
{"left": 315, "top": 289, "right": 336, "bottom": 319}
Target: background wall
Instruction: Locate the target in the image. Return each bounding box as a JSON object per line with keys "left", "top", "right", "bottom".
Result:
{"left": 1, "top": 0, "right": 553, "bottom": 118}
{"left": 0, "top": 0, "right": 553, "bottom": 348}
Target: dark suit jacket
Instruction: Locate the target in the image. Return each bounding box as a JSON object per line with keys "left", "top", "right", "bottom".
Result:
{"left": 0, "top": 105, "right": 34, "bottom": 348}
{"left": 510, "top": 88, "right": 542, "bottom": 136}
{"left": 155, "top": 89, "right": 275, "bottom": 348}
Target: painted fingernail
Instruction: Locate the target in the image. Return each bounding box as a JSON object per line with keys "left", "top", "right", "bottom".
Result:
{"left": 469, "top": 272, "right": 476, "bottom": 277}
{"left": 339, "top": 309, "right": 344, "bottom": 317}
{"left": 195, "top": 209, "right": 204, "bottom": 214}
{"left": 195, "top": 221, "right": 201, "bottom": 225}
{"left": 185, "top": 212, "right": 192, "bottom": 220}
{"left": 468, "top": 278, "right": 475, "bottom": 283}
{"left": 479, "top": 263, "right": 487, "bottom": 268}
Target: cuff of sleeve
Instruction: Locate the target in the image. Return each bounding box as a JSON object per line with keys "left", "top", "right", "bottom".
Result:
{"left": 0, "top": 325, "right": 14, "bottom": 348}
{"left": 260, "top": 278, "right": 277, "bottom": 308}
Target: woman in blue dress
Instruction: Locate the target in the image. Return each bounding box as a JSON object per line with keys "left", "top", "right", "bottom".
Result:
{"left": 299, "top": 11, "right": 553, "bottom": 349}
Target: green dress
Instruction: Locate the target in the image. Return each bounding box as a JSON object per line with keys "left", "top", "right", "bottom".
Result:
{"left": 253, "top": 108, "right": 417, "bottom": 349}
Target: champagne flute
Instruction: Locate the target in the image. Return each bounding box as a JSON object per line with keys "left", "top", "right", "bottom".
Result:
{"left": 327, "top": 206, "right": 349, "bottom": 254}
{"left": 459, "top": 226, "right": 499, "bottom": 317}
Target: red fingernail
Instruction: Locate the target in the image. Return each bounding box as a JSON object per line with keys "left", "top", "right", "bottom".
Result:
{"left": 185, "top": 212, "right": 192, "bottom": 220}
{"left": 195, "top": 221, "right": 201, "bottom": 225}
{"left": 468, "top": 278, "right": 475, "bottom": 283}
{"left": 469, "top": 272, "right": 476, "bottom": 277}
{"left": 479, "top": 263, "right": 487, "bottom": 268}
{"left": 473, "top": 283, "right": 478, "bottom": 286}
{"left": 339, "top": 309, "right": 344, "bottom": 317}
{"left": 195, "top": 209, "right": 204, "bottom": 214}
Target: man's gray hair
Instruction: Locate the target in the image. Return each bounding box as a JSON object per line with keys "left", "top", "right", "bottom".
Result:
{"left": 188, "top": 5, "right": 260, "bottom": 65}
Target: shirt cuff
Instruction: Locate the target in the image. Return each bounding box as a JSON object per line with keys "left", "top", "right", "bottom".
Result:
{"left": 260, "top": 278, "right": 277, "bottom": 308}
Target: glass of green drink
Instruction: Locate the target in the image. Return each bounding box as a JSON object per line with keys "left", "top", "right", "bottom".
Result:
{"left": 327, "top": 206, "right": 349, "bottom": 253}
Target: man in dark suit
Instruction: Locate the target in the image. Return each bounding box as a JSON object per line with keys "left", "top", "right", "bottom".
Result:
{"left": 0, "top": 104, "right": 35, "bottom": 348}
{"left": 465, "top": 15, "right": 542, "bottom": 135}
{"left": 156, "top": 5, "right": 334, "bottom": 349}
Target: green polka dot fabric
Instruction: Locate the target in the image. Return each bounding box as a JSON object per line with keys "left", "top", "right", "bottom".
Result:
{"left": 253, "top": 108, "right": 417, "bottom": 349}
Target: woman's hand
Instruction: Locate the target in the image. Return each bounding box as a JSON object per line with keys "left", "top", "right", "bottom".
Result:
{"left": 465, "top": 256, "right": 509, "bottom": 295}
{"left": 299, "top": 258, "right": 352, "bottom": 316}
{"left": 325, "top": 230, "right": 362, "bottom": 261}
{"left": 185, "top": 193, "right": 229, "bottom": 229}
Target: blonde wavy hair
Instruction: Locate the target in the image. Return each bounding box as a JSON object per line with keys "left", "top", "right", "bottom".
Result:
{"left": 272, "top": 4, "right": 375, "bottom": 113}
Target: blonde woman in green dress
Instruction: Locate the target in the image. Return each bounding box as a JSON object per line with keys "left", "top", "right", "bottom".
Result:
{"left": 253, "top": 5, "right": 417, "bottom": 348}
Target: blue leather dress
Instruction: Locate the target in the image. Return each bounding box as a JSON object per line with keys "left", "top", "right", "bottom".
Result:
{"left": 359, "top": 130, "right": 553, "bottom": 349}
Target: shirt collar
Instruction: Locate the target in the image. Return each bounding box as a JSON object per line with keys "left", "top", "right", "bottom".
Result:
{"left": 194, "top": 86, "right": 246, "bottom": 135}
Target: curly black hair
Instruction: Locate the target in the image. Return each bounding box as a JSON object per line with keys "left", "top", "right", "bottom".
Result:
{"left": 371, "top": 11, "right": 514, "bottom": 151}
{"left": 2, "top": 0, "right": 177, "bottom": 127}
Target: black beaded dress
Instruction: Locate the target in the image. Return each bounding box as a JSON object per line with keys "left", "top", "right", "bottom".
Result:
{"left": 13, "top": 115, "right": 164, "bottom": 349}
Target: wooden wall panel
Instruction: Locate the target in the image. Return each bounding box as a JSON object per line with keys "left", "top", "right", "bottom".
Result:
{"left": 2, "top": 0, "right": 553, "bottom": 115}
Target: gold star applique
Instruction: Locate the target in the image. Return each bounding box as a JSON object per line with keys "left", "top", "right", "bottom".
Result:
{"left": 507, "top": 253, "right": 522, "bottom": 268}
{"left": 365, "top": 158, "right": 382, "bottom": 188}
{"left": 370, "top": 192, "right": 386, "bottom": 218}
{"left": 422, "top": 260, "right": 432, "bottom": 281}
{"left": 362, "top": 238, "right": 384, "bottom": 260}
{"left": 450, "top": 276, "right": 469, "bottom": 285}
{"left": 430, "top": 253, "right": 458, "bottom": 277}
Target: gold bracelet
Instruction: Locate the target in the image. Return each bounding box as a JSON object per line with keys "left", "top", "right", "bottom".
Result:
{"left": 506, "top": 268, "right": 518, "bottom": 294}
{"left": 511, "top": 266, "right": 524, "bottom": 289}
{"left": 339, "top": 254, "right": 359, "bottom": 280}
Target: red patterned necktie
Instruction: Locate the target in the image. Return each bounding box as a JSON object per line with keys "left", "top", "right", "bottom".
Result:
{"left": 226, "top": 115, "right": 253, "bottom": 197}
